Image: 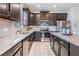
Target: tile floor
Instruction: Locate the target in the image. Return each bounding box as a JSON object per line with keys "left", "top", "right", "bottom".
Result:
{"left": 29, "top": 42, "right": 55, "bottom": 56}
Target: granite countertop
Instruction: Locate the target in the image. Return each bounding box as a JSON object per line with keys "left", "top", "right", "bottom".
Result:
{"left": 1, "top": 30, "right": 79, "bottom": 55}
{"left": 0, "top": 31, "right": 34, "bottom": 55}
{"left": 50, "top": 32, "right": 79, "bottom": 47}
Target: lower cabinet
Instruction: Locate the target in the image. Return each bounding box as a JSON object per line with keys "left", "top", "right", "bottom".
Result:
{"left": 44, "top": 32, "right": 50, "bottom": 38}
{"left": 70, "top": 43, "right": 79, "bottom": 56}
{"left": 34, "top": 32, "right": 42, "bottom": 41}
{"left": 53, "top": 37, "right": 59, "bottom": 56}
{"left": 23, "top": 33, "right": 34, "bottom": 56}
{"left": 14, "top": 48, "right": 23, "bottom": 56}
{"left": 1, "top": 33, "right": 34, "bottom": 56}
{"left": 50, "top": 34, "right": 70, "bottom": 56}
{"left": 1, "top": 42, "right": 22, "bottom": 56}
{"left": 23, "top": 38, "right": 29, "bottom": 56}
{"left": 50, "top": 34, "right": 79, "bottom": 56}
{"left": 59, "top": 39, "right": 70, "bottom": 56}
{"left": 50, "top": 34, "right": 54, "bottom": 49}
{"left": 28, "top": 33, "right": 34, "bottom": 53}
{"left": 59, "top": 44, "right": 69, "bottom": 56}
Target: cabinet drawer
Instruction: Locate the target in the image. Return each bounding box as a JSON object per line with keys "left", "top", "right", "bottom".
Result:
{"left": 2, "top": 42, "right": 22, "bottom": 56}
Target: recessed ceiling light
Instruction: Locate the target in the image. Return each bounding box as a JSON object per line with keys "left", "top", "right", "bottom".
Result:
{"left": 37, "top": 5, "right": 40, "bottom": 8}
{"left": 53, "top": 5, "right": 56, "bottom": 8}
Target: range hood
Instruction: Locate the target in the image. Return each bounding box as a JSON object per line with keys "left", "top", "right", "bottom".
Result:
{"left": 40, "top": 20, "right": 49, "bottom": 26}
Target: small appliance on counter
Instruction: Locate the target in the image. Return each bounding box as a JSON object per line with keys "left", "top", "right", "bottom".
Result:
{"left": 62, "top": 20, "right": 72, "bottom": 36}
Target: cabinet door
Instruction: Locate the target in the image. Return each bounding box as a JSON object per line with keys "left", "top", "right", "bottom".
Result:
{"left": 56, "top": 13, "right": 67, "bottom": 21}
{"left": 35, "top": 32, "right": 42, "bottom": 41}
{"left": 40, "top": 11, "right": 49, "bottom": 20}
{"left": 50, "top": 35, "right": 54, "bottom": 49}
{"left": 1, "top": 42, "right": 22, "bottom": 56}
{"left": 53, "top": 37, "right": 59, "bottom": 56}
{"left": 60, "top": 44, "right": 68, "bottom": 56}
{"left": 23, "top": 39, "right": 29, "bottom": 56}
{"left": 10, "top": 3, "right": 20, "bottom": 21}
{"left": 59, "top": 39, "right": 70, "bottom": 56}
{"left": 0, "top": 3, "right": 9, "bottom": 19}
{"left": 44, "top": 32, "right": 50, "bottom": 38}
{"left": 49, "top": 13, "right": 56, "bottom": 25}
{"left": 14, "top": 48, "right": 22, "bottom": 56}
{"left": 29, "top": 13, "right": 40, "bottom": 25}
{"left": 70, "top": 43, "right": 79, "bottom": 56}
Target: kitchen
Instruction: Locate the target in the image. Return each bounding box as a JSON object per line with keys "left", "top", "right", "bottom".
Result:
{"left": 0, "top": 3, "right": 79, "bottom": 56}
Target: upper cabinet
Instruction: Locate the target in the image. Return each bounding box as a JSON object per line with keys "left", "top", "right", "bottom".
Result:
{"left": 29, "top": 13, "right": 40, "bottom": 25}
{"left": 0, "top": 3, "right": 20, "bottom": 21}
{"left": 49, "top": 13, "right": 57, "bottom": 25}
{"left": 10, "top": 3, "right": 20, "bottom": 21}
{"left": 56, "top": 13, "right": 67, "bottom": 21}
{"left": 40, "top": 11, "right": 49, "bottom": 20}
{"left": 0, "top": 3, "right": 9, "bottom": 19}
{"left": 29, "top": 12, "right": 67, "bottom": 25}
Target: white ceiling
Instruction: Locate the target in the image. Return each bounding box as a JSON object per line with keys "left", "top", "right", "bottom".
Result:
{"left": 24, "top": 3, "right": 79, "bottom": 12}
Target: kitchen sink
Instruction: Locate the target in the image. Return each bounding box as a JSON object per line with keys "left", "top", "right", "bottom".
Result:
{"left": 62, "top": 33, "right": 73, "bottom": 36}
{"left": 22, "top": 32, "right": 29, "bottom": 34}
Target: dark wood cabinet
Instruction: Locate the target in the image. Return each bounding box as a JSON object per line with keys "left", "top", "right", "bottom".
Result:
{"left": 28, "top": 34, "right": 33, "bottom": 53}
{"left": 0, "top": 3, "right": 20, "bottom": 21}
{"left": 53, "top": 37, "right": 59, "bottom": 56}
{"left": 29, "top": 12, "right": 67, "bottom": 25}
{"left": 29, "top": 13, "right": 34, "bottom": 25}
{"left": 29, "top": 13, "right": 40, "bottom": 25}
{"left": 44, "top": 32, "right": 50, "bottom": 38}
{"left": 23, "top": 37, "right": 29, "bottom": 56}
{"left": 10, "top": 3, "right": 20, "bottom": 21}
{"left": 50, "top": 34, "right": 54, "bottom": 49}
{"left": 49, "top": 13, "right": 57, "bottom": 25}
{"left": 40, "top": 11, "right": 49, "bottom": 20}
{"left": 34, "top": 32, "right": 42, "bottom": 41}
{"left": 0, "top": 3, "right": 9, "bottom": 19}
{"left": 14, "top": 48, "right": 22, "bottom": 56}
{"left": 59, "top": 39, "right": 70, "bottom": 56}
{"left": 50, "top": 34, "right": 70, "bottom": 56}
{"left": 70, "top": 43, "right": 79, "bottom": 56}
{"left": 56, "top": 13, "right": 67, "bottom": 21}
{"left": 1, "top": 42, "right": 23, "bottom": 56}
{"left": 23, "top": 32, "right": 34, "bottom": 56}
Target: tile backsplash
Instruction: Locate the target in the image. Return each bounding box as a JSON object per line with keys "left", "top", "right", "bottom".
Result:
{"left": 0, "top": 18, "right": 21, "bottom": 38}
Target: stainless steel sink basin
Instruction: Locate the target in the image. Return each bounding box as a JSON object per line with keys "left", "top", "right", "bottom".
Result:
{"left": 22, "top": 32, "right": 29, "bottom": 34}
{"left": 62, "top": 33, "right": 73, "bottom": 36}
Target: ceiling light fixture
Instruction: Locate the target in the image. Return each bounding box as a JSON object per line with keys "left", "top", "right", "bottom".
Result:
{"left": 53, "top": 5, "right": 56, "bottom": 8}
{"left": 37, "top": 5, "right": 40, "bottom": 8}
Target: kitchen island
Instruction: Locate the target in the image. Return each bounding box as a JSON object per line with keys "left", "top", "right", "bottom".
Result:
{"left": 0, "top": 31, "right": 34, "bottom": 56}
{"left": 50, "top": 32, "right": 79, "bottom": 56}
{"left": 0, "top": 30, "right": 79, "bottom": 56}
